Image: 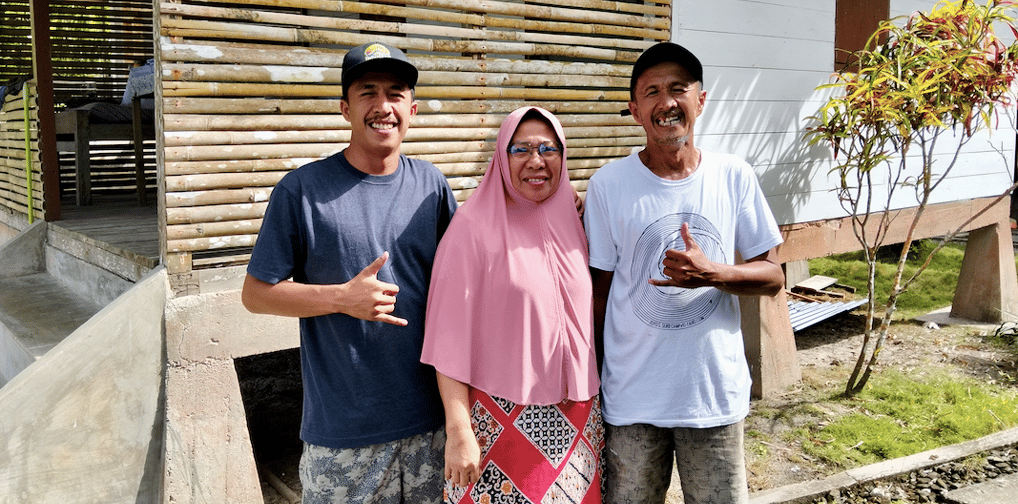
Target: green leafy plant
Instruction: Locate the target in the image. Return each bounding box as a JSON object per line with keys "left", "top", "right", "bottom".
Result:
{"left": 805, "top": 0, "right": 1018, "bottom": 396}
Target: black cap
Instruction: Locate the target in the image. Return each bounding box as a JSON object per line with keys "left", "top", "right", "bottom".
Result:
{"left": 622, "top": 42, "right": 703, "bottom": 116}
{"left": 342, "top": 42, "right": 418, "bottom": 98}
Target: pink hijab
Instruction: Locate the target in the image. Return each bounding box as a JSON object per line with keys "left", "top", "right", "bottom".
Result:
{"left": 421, "top": 107, "right": 598, "bottom": 405}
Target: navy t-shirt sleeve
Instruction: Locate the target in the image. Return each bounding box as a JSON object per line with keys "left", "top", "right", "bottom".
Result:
{"left": 247, "top": 178, "right": 304, "bottom": 285}
{"left": 436, "top": 177, "right": 457, "bottom": 240}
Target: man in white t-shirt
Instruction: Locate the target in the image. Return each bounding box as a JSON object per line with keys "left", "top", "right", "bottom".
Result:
{"left": 583, "top": 42, "right": 785, "bottom": 503}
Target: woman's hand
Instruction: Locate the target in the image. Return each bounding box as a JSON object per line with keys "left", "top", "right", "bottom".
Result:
{"left": 444, "top": 424, "right": 481, "bottom": 487}
{"left": 436, "top": 372, "right": 481, "bottom": 487}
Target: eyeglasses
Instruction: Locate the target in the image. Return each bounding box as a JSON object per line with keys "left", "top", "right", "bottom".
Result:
{"left": 507, "top": 142, "right": 561, "bottom": 160}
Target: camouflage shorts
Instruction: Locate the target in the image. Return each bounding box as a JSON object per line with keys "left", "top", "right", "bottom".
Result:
{"left": 299, "top": 429, "right": 445, "bottom": 504}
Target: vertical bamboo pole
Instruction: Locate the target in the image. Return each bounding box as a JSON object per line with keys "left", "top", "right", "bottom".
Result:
{"left": 22, "top": 85, "right": 34, "bottom": 223}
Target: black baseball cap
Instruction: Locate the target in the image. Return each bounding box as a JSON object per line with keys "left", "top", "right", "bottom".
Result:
{"left": 622, "top": 42, "right": 703, "bottom": 115}
{"left": 341, "top": 42, "right": 418, "bottom": 98}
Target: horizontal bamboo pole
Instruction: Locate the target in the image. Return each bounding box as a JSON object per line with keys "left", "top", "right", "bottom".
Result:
{"left": 0, "top": 149, "right": 41, "bottom": 163}
{"left": 164, "top": 129, "right": 351, "bottom": 147}
{"left": 163, "top": 78, "right": 626, "bottom": 100}
{"left": 166, "top": 202, "right": 269, "bottom": 225}
{"left": 174, "top": 0, "right": 669, "bottom": 30}
{"left": 162, "top": 43, "right": 631, "bottom": 78}
{"left": 0, "top": 184, "right": 43, "bottom": 204}
{"left": 167, "top": 234, "right": 258, "bottom": 253}
{"left": 160, "top": 20, "right": 641, "bottom": 63}
{"left": 166, "top": 187, "right": 275, "bottom": 208}
{"left": 164, "top": 97, "right": 629, "bottom": 117}
{"left": 162, "top": 126, "right": 643, "bottom": 158}
{"left": 161, "top": 2, "right": 660, "bottom": 50}
{"left": 163, "top": 80, "right": 341, "bottom": 98}
{"left": 164, "top": 110, "right": 633, "bottom": 131}
{"left": 0, "top": 195, "right": 42, "bottom": 219}
{"left": 165, "top": 158, "right": 317, "bottom": 176}
{"left": 106, "top": 141, "right": 628, "bottom": 171}
{"left": 0, "top": 171, "right": 41, "bottom": 189}
{"left": 166, "top": 171, "right": 287, "bottom": 192}
{"left": 165, "top": 143, "right": 341, "bottom": 162}
{"left": 371, "top": 0, "right": 671, "bottom": 28}
{"left": 0, "top": 157, "right": 42, "bottom": 173}
{"left": 162, "top": 63, "right": 629, "bottom": 90}
{"left": 166, "top": 219, "right": 263, "bottom": 241}
{"left": 164, "top": 97, "right": 341, "bottom": 115}
{"left": 163, "top": 142, "right": 638, "bottom": 177}
{"left": 162, "top": 159, "right": 610, "bottom": 208}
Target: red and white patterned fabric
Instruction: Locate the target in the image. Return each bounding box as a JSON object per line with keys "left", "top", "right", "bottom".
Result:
{"left": 444, "top": 389, "right": 604, "bottom": 504}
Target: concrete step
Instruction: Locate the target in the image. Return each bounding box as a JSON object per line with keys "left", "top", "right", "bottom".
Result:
{"left": 0, "top": 272, "right": 103, "bottom": 387}
{"left": 0, "top": 217, "right": 151, "bottom": 387}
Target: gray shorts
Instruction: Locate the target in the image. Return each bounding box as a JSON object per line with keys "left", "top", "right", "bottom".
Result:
{"left": 299, "top": 429, "right": 445, "bottom": 504}
{"left": 604, "top": 420, "right": 748, "bottom": 504}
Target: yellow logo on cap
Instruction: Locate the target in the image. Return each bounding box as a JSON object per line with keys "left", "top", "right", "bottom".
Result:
{"left": 363, "top": 44, "right": 391, "bottom": 61}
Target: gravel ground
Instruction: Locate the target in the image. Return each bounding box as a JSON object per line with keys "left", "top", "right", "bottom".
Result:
{"left": 806, "top": 445, "right": 1018, "bottom": 503}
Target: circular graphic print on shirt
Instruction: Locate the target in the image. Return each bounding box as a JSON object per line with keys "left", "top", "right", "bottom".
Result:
{"left": 629, "top": 213, "right": 726, "bottom": 329}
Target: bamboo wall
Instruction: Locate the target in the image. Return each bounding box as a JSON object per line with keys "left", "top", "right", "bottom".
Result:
{"left": 49, "top": 0, "right": 155, "bottom": 106}
{"left": 0, "top": 1, "right": 32, "bottom": 82}
{"left": 0, "top": 82, "right": 43, "bottom": 222}
{"left": 159, "top": 0, "right": 671, "bottom": 272}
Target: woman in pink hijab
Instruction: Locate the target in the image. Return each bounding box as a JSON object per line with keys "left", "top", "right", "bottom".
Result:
{"left": 421, "top": 106, "right": 602, "bottom": 504}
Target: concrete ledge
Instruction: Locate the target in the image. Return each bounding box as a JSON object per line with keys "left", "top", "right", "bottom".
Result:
{"left": 0, "top": 267, "right": 168, "bottom": 504}
{"left": 749, "top": 427, "right": 1018, "bottom": 504}
{"left": 165, "top": 289, "right": 298, "bottom": 362}
{"left": 47, "top": 224, "right": 156, "bottom": 283}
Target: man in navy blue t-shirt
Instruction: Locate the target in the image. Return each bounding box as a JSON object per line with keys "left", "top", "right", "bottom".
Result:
{"left": 243, "top": 42, "right": 457, "bottom": 503}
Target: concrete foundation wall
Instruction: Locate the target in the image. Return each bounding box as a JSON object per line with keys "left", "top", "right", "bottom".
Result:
{"left": 0, "top": 322, "right": 34, "bottom": 386}
{"left": 0, "top": 267, "right": 168, "bottom": 504}
{"left": 46, "top": 244, "right": 135, "bottom": 307}
{"left": 0, "top": 210, "right": 28, "bottom": 247}
{"left": 163, "top": 288, "right": 298, "bottom": 504}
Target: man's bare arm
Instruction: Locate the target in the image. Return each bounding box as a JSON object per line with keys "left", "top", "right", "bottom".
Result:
{"left": 241, "top": 251, "right": 409, "bottom": 325}
{"left": 590, "top": 267, "right": 614, "bottom": 376}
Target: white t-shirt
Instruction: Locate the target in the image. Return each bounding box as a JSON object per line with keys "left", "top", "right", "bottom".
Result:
{"left": 584, "top": 150, "right": 783, "bottom": 428}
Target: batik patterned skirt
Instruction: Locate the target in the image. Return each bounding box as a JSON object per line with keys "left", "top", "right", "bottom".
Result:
{"left": 443, "top": 388, "right": 604, "bottom": 504}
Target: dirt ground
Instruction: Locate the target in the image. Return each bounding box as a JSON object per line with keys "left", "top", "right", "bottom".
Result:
{"left": 740, "top": 310, "right": 1018, "bottom": 494}
{"left": 255, "top": 309, "right": 1018, "bottom": 504}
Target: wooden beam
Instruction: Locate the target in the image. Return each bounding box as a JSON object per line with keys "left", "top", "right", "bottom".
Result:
{"left": 29, "top": 0, "right": 60, "bottom": 221}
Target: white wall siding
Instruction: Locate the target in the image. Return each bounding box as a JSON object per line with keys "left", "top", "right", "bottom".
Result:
{"left": 672, "top": 0, "right": 1016, "bottom": 226}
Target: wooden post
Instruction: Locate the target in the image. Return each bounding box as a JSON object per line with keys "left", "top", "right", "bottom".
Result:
{"left": 29, "top": 0, "right": 60, "bottom": 220}
{"left": 73, "top": 109, "right": 91, "bottom": 206}
{"left": 133, "top": 95, "right": 147, "bottom": 206}
{"left": 741, "top": 289, "right": 801, "bottom": 398}
{"left": 950, "top": 218, "right": 1018, "bottom": 322}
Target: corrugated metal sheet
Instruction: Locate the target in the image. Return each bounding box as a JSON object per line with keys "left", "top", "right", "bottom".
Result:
{"left": 788, "top": 299, "right": 868, "bottom": 332}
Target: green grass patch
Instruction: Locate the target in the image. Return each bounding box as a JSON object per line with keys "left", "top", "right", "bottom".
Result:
{"left": 809, "top": 240, "right": 968, "bottom": 320}
{"left": 802, "top": 369, "right": 1018, "bottom": 468}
